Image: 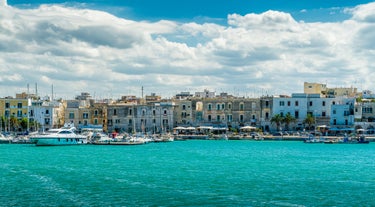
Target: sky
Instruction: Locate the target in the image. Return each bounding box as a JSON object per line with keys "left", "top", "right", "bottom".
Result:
{"left": 1, "top": 0, "right": 375, "bottom": 100}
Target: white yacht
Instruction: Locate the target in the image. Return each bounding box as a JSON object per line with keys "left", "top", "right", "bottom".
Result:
{"left": 30, "top": 126, "right": 87, "bottom": 146}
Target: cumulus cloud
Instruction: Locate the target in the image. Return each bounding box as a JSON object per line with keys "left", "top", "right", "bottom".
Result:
{"left": 0, "top": 2, "right": 375, "bottom": 98}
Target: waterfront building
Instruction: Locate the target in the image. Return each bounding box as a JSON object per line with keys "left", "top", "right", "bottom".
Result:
{"left": 272, "top": 93, "right": 349, "bottom": 132}
{"left": 64, "top": 99, "right": 91, "bottom": 128}
{"left": 29, "top": 99, "right": 65, "bottom": 132}
{"left": 330, "top": 98, "right": 355, "bottom": 133}
{"left": 359, "top": 100, "right": 375, "bottom": 121}
{"left": 173, "top": 99, "right": 193, "bottom": 126}
{"left": 0, "top": 97, "right": 30, "bottom": 133}
{"left": 259, "top": 96, "right": 273, "bottom": 132}
{"left": 196, "top": 97, "right": 261, "bottom": 130}
{"left": 107, "top": 100, "right": 175, "bottom": 134}
{"left": 87, "top": 102, "right": 107, "bottom": 132}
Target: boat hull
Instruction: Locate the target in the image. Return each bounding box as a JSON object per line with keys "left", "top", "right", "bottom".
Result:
{"left": 31, "top": 137, "right": 87, "bottom": 146}
{"left": 92, "top": 141, "right": 145, "bottom": 145}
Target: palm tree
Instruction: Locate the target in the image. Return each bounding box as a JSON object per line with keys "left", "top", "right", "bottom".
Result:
{"left": 270, "top": 114, "right": 283, "bottom": 131}
{"left": 9, "top": 116, "right": 19, "bottom": 132}
{"left": 283, "top": 113, "right": 296, "bottom": 131}
{"left": 303, "top": 114, "right": 315, "bottom": 130}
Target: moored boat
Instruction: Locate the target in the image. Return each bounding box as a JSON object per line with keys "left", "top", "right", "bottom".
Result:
{"left": 29, "top": 125, "right": 87, "bottom": 146}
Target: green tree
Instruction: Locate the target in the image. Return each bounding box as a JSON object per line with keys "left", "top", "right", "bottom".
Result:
{"left": 270, "top": 114, "right": 283, "bottom": 131}
{"left": 9, "top": 116, "right": 19, "bottom": 132}
{"left": 19, "top": 118, "right": 29, "bottom": 131}
{"left": 283, "top": 113, "right": 296, "bottom": 131}
{"left": 303, "top": 114, "right": 315, "bottom": 130}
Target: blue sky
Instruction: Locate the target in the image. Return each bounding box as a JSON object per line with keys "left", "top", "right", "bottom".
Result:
{"left": 1, "top": 0, "right": 375, "bottom": 99}
{"left": 7, "top": 0, "right": 374, "bottom": 22}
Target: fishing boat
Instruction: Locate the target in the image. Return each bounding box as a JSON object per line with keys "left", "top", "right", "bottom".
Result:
{"left": 0, "top": 134, "right": 12, "bottom": 144}
{"left": 29, "top": 125, "right": 87, "bottom": 146}
{"left": 303, "top": 134, "right": 324, "bottom": 143}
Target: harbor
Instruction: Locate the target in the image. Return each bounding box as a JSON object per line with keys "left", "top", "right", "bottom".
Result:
{"left": 1, "top": 140, "right": 374, "bottom": 206}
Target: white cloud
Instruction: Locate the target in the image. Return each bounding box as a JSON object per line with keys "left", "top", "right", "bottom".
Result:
{"left": 0, "top": 3, "right": 375, "bottom": 98}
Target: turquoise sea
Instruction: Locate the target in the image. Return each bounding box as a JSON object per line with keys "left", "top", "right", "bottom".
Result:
{"left": 1, "top": 140, "right": 375, "bottom": 206}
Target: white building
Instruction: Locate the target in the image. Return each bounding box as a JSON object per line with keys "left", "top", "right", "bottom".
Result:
{"left": 30, "top": 100, "right": 65, "bottom": 131}
{"left": 272, "top": 93, "right": 352, "bottom": 131}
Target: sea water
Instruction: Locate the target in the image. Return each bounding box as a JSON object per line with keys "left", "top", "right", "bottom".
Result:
{"left": 1, "top": 141, "right": 374, "bottom": 206}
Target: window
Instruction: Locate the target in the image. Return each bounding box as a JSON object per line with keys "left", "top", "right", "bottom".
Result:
{"left": 309, "top": 101, "right": 313, "bottom": 106}
{"left": 265, "top": 101, "right": 269, "bottom": 107}
{"left": 280, "top": 112, "right": 284, "bottom": 117}
{"left": 364, "top": 107, "right": 373, "bottom": 113}
{"left": 240, "top": 115, "right": 244, "bottom": 122}
{"left": 69, "top": 112, "right": 74, "bottom": 119}
{"left": 322, "top": 111, "right": 326, "bottom": 117}
{"left": 129, "top": 119, "right": 132, "bottom": 125}
{"left": 83, "top": 112, "right": 89, "bottom": 119}
{"left": 333, "top": 110, "right": 336, "bottom": 115}
{"left": 228, "top": 103, "right": 232, "bottom": 110}
{"left": 142, "top": 110, "right": 146, "bottom": 116}
{"left": 295, "top": 111, "right": 299, "bottom": 118}
{"left": 182, "top": 105, "right": 186, "bottom": 110}
{"left": 222, "top": 104, "right": 225, "bottom": 110}
{"left": 113, "top": 109, "right": 117, "bottom": 116}
{"left": 287, "top": 101, "right": 291, "bottom": 106}
{"left": 17, "top": 110, "right": 22, "bottom": 117}
{"left": 208, "top": 115, "right": 212, "bottom": 122}
{"left": 217, "top": 115, "right": 220, "bottom": 122}
{"left": 5, "top": 103, "right": 10, "bottom": 108}
{"left": 217, "top": 104, "right": 220, "bottom": 110}
{"left": 265, "top": 112, "right": 269, "bottom": 119}
{"left": 115, "top": 119, "right": 121, "bottom": 124}
{"left": 280, "top": 101, "right": 284, "bottom": 106}
{"left": 45, "top": 110, "right": 49, "bottom": 115}
{"left": 18, "top": 103, "right": 22, "bottom": 108}
{"left": 240, "top": 103, "right": 244, "bottom": 111}
{"left": 94, "top": 110, "right": 98, "bottom": 116}
{"left": 129, "top": 109, "right": 132, "bottom": 116}
{"left": 295, "top": 101, "right": 298, "bottom": 106}
{"left": 208, "top": 104, "right": 212, "bottom": 111}
{"left": 252, "top": 102, "right": 256, "bottom": 109}
{"left": 227, "top": 114, "right": 232, "bottom": 122}
{"left": 153, "top": 110, "right": 156, "bottom": 116}
{"left": 164, "top": 110, "right": 167, "bottom": 115}
{"left": 94, "top": 119, "right": 98, "bottom": 125}
{"left": 322, "top": 101, "right": 326, "bottom": 106}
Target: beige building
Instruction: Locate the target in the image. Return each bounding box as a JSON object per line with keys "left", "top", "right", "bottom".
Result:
{"left": 0, "top": 97, "right": 30, "bottom": 132}
{"left": 304, "top": 82, "right": 327, "bottom": 96}
{"left": 304, "top": 82, "right": 358, "bottom": 98}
